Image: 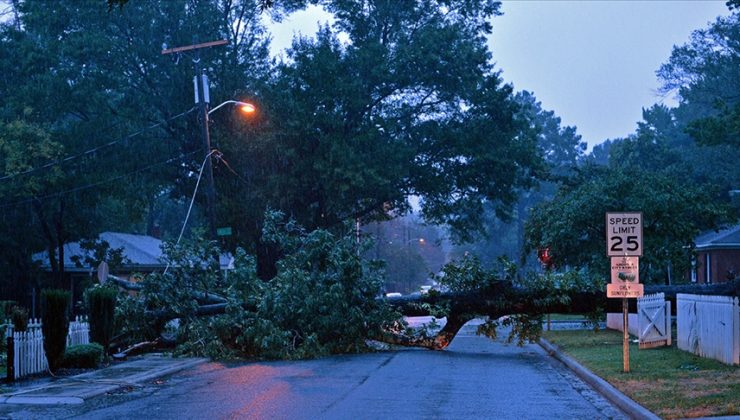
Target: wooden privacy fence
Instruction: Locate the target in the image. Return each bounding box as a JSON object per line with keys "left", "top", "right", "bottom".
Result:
{"left": 4, "top": 316, "right": 90, "bottom": 380}
{"left": 637, "top": 292, "right": 671, "bottom": 349}
{"left": 677, "top": 294, "right": 739, "bottom": 365}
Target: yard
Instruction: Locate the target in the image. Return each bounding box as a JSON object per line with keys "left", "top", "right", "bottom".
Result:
{"left": 543, "top": 329, "right": 739, "bottom": 419}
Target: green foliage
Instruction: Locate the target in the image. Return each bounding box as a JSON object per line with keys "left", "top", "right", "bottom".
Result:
{"left": 553, "top": 14, "right": 740, "bottom": 285}
{"left": 658, "top": 13, "right": 739, "bottom": 118}
{"left": 686, "top": 102, "right": 740, "bottom": 147}
{"left": 435, "top": 254, "right": 515, "bottom": 292}
{"left": 0, "top": 0, "right": 274, "bottom": 289}
{"left": 217, "top": 0, "right": 542, "bottom": 260}
{"left": 142, "top": 231, "right": 224, "bottom": 321}
{"left": 449, "top": 90, "right": 585, "bottom": 271}
{"left": 10, "top": 306, "right": 28, "bottom": 332}
{"left": 434, "top": 254, "right": 496, "bottom": 292}
{"left": 85, "top": 286, "right": 117, "bottom": 354}
{"left": 114, "top": 294, "right": 158, "bottom": 347}
{"left": 158, "top": 212, "right": 399, "bottom": 360}
{"left": 71, "top": 239, "right": 127, "bottom": 271}
{"left": 0, "top": 301, "right": 16, "bottom": 318}
{"left": 525, "top": 165, "right": 733, "bottom": 283}
{"left": 654, "top": 12, "right": 740, "bottom": 179}
{"left": 1, "top": 0, "right": 547, "bottom": 294}
{"left": 62, "top": 343, "right": 104, "bottom": 369}
{"left": 40, "top": 289, "right": 70, "bottom": 372}
{"left": 434, "top": 255, "right": 601, "bottom": 345}
{"left": 480, "top": 268, "right": 602, "bottom": 345}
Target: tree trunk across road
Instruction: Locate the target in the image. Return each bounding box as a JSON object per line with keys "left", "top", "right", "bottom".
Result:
{"left": 112, "top": 275, "right": 737, "bottom": 351}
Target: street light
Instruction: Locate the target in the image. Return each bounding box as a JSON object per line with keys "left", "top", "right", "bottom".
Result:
{"left": 208, "top": 100, "right": 256, "bottom": 116}
{"left": 197, "top": 98, "right": 257, "bottom": 241}
{"left": 404, "top": 238, "right": 425, "bottom": 293}
{"left": 161, "top": 40, "right": 257, "bottom": 243}
{"left": 388, "top": 238, "right": 425, "bottom": 246}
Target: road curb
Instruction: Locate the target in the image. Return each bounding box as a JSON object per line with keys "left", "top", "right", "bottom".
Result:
{"left": 72, "top": 357, "right": 209, "bottom": 401}
{"left": 124, "top": 357, "right": 209, "bottom": 385}
{"left": 538, "top": 338, "right": 660, "bottom": 420}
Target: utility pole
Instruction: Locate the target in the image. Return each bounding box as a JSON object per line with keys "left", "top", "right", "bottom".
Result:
{"left": 162, "top": 39, "right": 228, "bottom": 240}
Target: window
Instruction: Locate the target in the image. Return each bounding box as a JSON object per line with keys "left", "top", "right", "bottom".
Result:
{"left": 705, "top": 253, "right": 711, "bottom": 284}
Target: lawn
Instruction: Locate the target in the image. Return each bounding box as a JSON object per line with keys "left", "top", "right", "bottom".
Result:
{"left": 543, "top": 329, "right": 739, "bottom": 419}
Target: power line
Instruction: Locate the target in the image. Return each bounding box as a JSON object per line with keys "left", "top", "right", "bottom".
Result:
{"left": 216, "top": 153, "right": 250, "bottom": 186}
{"left": 0, "top": 107, "right": 197, "bottom": 182}
{"left": 0, "top": 150, "right": 199, "bottom": 210}
{"left": 164, "top": 149, "right": 220, "bottom": 276}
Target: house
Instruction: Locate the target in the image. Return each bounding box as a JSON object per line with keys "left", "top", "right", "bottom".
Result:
{"left": 33, "top": 232, "right": 232, "bottom": 278}
{"left": 32, "top": 232, "right": 232, "bottom": 310}
{"left": 692, "top": 224, "right": 740, "bottom": 284}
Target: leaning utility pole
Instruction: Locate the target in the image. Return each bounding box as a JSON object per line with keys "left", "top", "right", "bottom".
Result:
{"left": 162, "top": 39, "right": 228, "bottom": 240}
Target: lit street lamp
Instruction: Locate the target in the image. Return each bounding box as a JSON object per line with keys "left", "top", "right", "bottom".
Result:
{"left": 196, "top": 83, "right": 257, "bottom": 240}
{"left": 404, "top": 237, "right": 425, "bottom": 293}
{"left": 208, "top": 100, "right": 256, "bottom": 116}
{"left": 162, "top": 40, "right": 256, "bottom": 241}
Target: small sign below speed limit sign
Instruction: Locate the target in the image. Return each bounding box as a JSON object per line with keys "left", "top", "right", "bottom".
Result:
{"left": 606, "top": 212, "right": 643, "bottom": 257}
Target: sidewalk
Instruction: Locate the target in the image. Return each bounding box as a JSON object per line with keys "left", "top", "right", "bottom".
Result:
{"left": 0, "top": 353, "right": 207, "bottom": 405}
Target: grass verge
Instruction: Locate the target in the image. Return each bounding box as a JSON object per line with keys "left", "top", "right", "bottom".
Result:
{"left": 543, "top": 329, "right": 739, "bottom": 419}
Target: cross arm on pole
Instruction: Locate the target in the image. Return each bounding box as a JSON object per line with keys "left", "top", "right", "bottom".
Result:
{"left": 161, "top": 39, "right": 228, "bottom": 55}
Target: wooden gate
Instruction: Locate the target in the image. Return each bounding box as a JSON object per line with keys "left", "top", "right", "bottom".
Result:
{"left": 638, "top": 292, "right": 671, "bottom": 349}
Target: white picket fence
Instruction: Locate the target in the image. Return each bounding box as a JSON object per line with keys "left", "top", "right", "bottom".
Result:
{"left": 677, "top": 294, "right": 739, "bottom": 365}
{"left": 637, "top": 293, "right": 671, "bottom": 349}
{"left": 5, "top": 316, "right": 90, "bottom": 379}
{"left": 11, "top": 329, "right": 47, "bottom": 379}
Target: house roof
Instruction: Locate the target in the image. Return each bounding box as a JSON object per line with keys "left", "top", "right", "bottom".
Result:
{"left": 32, "top": 232, "right": 231, "bottom": 272}
{"left": 695, "top": 223, "right": 740, "bottom": 251}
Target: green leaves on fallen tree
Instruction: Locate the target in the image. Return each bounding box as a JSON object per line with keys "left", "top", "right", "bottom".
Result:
{"left": 145, "top": 212, "right": 399, "bottom": 359}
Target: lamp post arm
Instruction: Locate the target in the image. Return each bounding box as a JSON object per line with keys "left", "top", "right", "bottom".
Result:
{"left": 208, "top": 100, "right": 250, "bottom": 115}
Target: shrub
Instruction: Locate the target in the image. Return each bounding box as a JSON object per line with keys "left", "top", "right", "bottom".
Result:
{"left": 10, "top": 306, "right": 29, "bottom": 332}
{"left": 0, "top": 300, "right": 16, "bottom": 318}
{"left": 41, "top": 289, "right": 71, "bottom": 372}
{"left": 86, "top": 286, "right": 117, "bottom": 355}
{"left": 62, "top": 343, "right": 104, "bottom": 369}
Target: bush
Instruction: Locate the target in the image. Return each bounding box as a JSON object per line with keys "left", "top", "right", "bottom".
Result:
{"left": 10, "top": 306, "right": 29, "bottom": 332}
{"left": 86, "top": 286, "right": 117, "bottom": 355}
{"left": 62, "top": 343, "right": 104, "bottom": 369}
{"left": 0, "top": 300, "right": 16, "bottom": 318}
{"left": 41, "top": 289, "right": 71, "bottom": 372}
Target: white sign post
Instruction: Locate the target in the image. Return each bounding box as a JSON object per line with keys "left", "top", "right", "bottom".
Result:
{"left": 605, "top": 212, "right": 644, "bottom": 373}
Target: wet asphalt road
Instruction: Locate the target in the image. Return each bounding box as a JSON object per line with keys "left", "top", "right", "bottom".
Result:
{"left": 0, "top": 323, "right": 626, "bottom": 419}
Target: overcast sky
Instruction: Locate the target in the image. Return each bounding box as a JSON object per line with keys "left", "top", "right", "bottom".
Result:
{"left": 266, "top": 1, "right": 731, "bottom": 150}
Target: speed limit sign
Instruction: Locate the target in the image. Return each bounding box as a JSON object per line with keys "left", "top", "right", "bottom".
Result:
{"left": 606, "top": 212, "right": 643, "bottom": 257}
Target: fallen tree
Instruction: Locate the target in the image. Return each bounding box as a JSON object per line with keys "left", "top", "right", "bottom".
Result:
{"left": 379, "top": 279, "right": 738, "bottom": 349}
{"left": 111, "top": 267, "right": 738, "bottom": 352}
{"left": 105, "top": 212, "right": 739, "bottom": 357}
